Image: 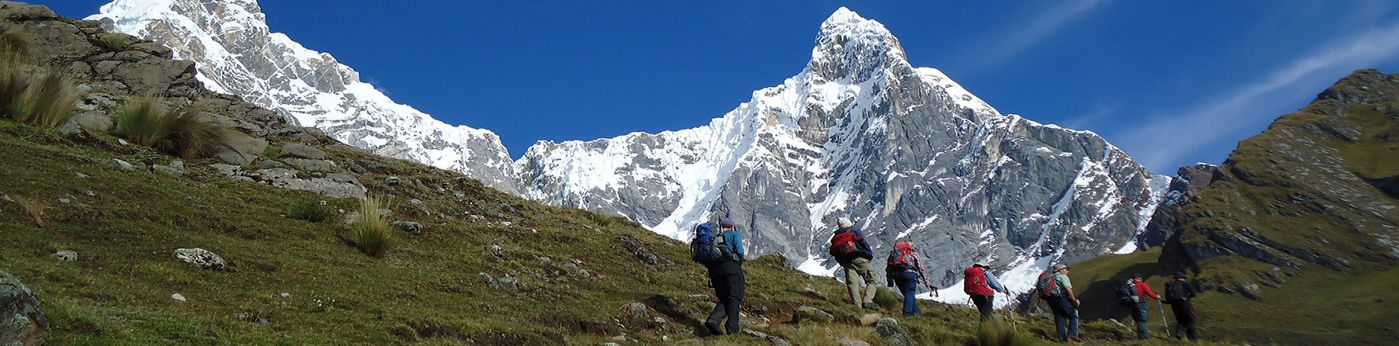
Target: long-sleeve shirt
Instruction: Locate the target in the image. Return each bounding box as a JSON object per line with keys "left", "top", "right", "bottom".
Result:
{"left": 886, "top": 251, "right": 933, "bottom": 287}
{"left": 833, "top": 227, "right": 875, "bottom": 261}
{"left": 985, "top": 272, "right": 1008, "bottom": 294}
{"left": 1135, "top": 281, "right": 1161, "bottom": 300}
{"left": 723, "top": 230, "right": 746, "bottom": 261}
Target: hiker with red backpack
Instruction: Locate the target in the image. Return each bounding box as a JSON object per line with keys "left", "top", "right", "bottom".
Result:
{"left": 964, "top": 260, "right": 1009, "bottom": 322}
{"left": 1036, "top": 264, "right": 1081, "bottom": 342}
{"left": 690, "top": 218, "right": 747, "bottom": 336}
{"left": 884, "top": 241, "right": 937, "bottom": 317}
{"left": 1116, "top": 272, "right": 1163, "bottom": 340}
{"left": 829, "top": 217, "right": 878, "bottom": 310}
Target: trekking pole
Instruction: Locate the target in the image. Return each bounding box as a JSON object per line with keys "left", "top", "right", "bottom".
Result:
{"left": 1157, "top": 300, "right": 1170, "bottom": 337}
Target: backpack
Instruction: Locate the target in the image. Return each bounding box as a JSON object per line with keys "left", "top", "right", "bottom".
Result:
{"left": 1036, "top": 271, "right": 1060, "bottom": 299}
{"left": 829, "top": 231, "right": 863, "bottom": 260}
{"left": 690, "top": 223, "right": 731, "bottom": 265}
{"left": 964, "top": 266, "right": 995, "bottom": 296}
{"left": 1165, "top": 280, "right": 1191, "bottom": 302}
{"left": 1116, "top": 279, "right": 1141, "bottom": 305}
{"left": 886, "top": 249, "right": 915, "bottom": 272}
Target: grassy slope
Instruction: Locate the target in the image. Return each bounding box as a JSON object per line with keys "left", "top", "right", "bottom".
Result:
{"left": 1072, "top": 71, "right": 1399, "bottom": 345}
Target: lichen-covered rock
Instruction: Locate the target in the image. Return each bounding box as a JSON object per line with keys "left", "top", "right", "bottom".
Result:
{"left": 873, "top": 318, "right": 916, "bottom": 346}
{"left": 173, "top": 248, "right": 226, "bottom": 270}
{"left": 0, "top": 271, "right": 48, "bottom": 346}
{"left": 794, "top": 306, "right": 834, "bottom": 324}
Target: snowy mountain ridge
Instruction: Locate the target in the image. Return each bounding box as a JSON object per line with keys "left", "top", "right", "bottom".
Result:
{"left": 87, "top": 0, "right": 521, "bottom": 193}
{"left": 91, "top": 1, "right": 1167, "bottom": 307}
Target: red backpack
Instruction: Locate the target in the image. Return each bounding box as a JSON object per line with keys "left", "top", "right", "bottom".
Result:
{"left": 829, "top": 231, "right": 862, "bottom": 259}
{"left": 964, "top": 266, "right": 994, "bottom": 296}
{"left": 1037, "top": 271, "right": 1060, "bottom": 298}
{"left": 887, "top": 249, "right": 915, "bottom": 271}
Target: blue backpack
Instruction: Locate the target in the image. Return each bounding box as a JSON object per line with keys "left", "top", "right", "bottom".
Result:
{"left": 690, "top": 223, "right": 732, "bottom": 265}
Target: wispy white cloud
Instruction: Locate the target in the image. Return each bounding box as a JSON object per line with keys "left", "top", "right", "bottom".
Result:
{"left": 1113, "top": 22, "right": 1399, "bottom": 171}
{"left": 966, "top": 0, "right": 1106, "bottom": 71}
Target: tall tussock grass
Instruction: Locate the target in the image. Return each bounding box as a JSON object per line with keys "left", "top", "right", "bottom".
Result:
{"left": 288, "top": 199, "right": 335, "bottom": 223}
{"left": 113, "top": 96, "right": 232, "bottom": 159}
{"left": 0, "top": 62, "right": 77, "bottom": 128}
{"left": 0, "top": 24, "right": 35, "bottom": 63}
{"left": 349, "top": 196, "right": 393, "bottom": 258}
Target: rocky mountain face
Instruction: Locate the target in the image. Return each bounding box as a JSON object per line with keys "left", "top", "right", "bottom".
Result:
{"left": 516, "top": 8, "right": 1168, "bottom": 297}
{"left": 1159, "top": 69, "right": 1399, "bottom": 282}
{"left": 86, "top": 0, "right": 520, "bottom": 194}
{"left": 1137, "top": 163, "right": 1220, "bottom": 248}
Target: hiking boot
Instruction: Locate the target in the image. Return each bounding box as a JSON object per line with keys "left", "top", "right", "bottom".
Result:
{"left": 703, "top": 320, "right": 723, "bottom": 336}
{"left": 862, "top": 303, "right": 879, "bottom": 310}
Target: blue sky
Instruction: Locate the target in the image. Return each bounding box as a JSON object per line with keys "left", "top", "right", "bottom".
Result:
{"left": 48, "top": 1, "right": 1399, "bottom": 172}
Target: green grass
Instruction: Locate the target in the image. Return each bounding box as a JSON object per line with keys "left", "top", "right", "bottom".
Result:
{"left": 286, "top": 199, "right": 336, "bottom": 223}
{"left": 113, "top": 96, "right": 232, "bottom": 159}
{"left": 93, "top": 32, "right": 136, "bottom": 51}
{"left": 0, "top": 24, "right": 34, "bottom": 63}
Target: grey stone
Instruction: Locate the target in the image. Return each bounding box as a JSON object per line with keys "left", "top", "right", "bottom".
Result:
{"left": 392, "top": 221, "right": 423, "bottom": 235}
{"left": 281, "top": 158, "right": 337, "bottom": 173}
{"left": 53, "top": 250, "right": 78, "bottom": 262}
{"left": 835, "top": 337, "right": 870, "bottom": 346}
{"left": 173, "top": 248, "right": 226, "bottom": 270}
{"left": 209, "top": 163, "right": 241, "bottom": 176}
{"left": 109, "top": 158, "right": 136, "bottom": 171}
{"left": 279, "top": 143, "right": 326, "bottom": 160}
{"left": 625, "top": 302, "right": 648, "bottom": 319}
{"left": 171, "top": 293, "right": 186, "bottom": 302}
{"left": 59, "top": 111, "right": 112, "bottom": 135}
{"left": 873, "top": 318, "right": 916, "bottom": 346}
{"left": 0, "top": 1, "right": 56, "bottom": 20}
{"left": 617, "top": 234, "right": 673, "bottom": 267}
{"left": 385, "top": 176, "right": 401, "bottom": 185}
{"left": 743, "top": 329, "right": 792, "bottom": 346}
{"left": 213, "top": 131, "right": 268, "bottom": 166}
{"left": 0, "top": 271, "right": 48, "bottom": 345}
{"left": 795, "top": 306, "right": 834, "bottom": 324}
{"left": 152, "top": 160, "right": 187, "bottom": 177}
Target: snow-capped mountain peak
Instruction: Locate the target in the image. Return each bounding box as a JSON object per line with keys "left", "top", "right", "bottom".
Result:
{"left": 89, "top": 0, "right": 521, "bottom": 193}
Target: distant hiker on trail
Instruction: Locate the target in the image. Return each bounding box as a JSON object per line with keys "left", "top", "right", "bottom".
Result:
{"left": 964, "top": 260, "right": 1009, "bottom": 322}
{"left": 690, "top": 218, "right": 746, "bottom": 336}
{"left": 1037, "top": 264, "right": 1080, "bottom": 342}
{"left": 1165, "top": 271, "right": 1199, "bottom": 341}
{"left": 1117, "top": 273, "right": 1162, "bottom": 340}
{"left": 829, "top": 217, "right": 878, "bottom": 310}
{"left": 885, "top": 240, "right": 937, "bottom": 317}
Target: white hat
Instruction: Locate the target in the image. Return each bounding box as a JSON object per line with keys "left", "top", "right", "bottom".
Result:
{"left": 836, "top": 217, "right": 854, "bottom": 228}
{"left": 974, "top": 260, "right": 990, "bottom": 268}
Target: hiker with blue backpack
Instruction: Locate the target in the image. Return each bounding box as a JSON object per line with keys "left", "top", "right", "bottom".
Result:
{"left": 690, "top": 218, "right": 746, "bottom": 336}
{"left": 1116, "top": 272, "right": 1163, "bottom": 340}
{"left": 829, "top": 217, "right": 878, "bottom": 310}
{"left": 964, "top": 260, "right": 1009, "bottom": 322}
{"left": 885, "top": 240, "right": 937, "bottom": 317}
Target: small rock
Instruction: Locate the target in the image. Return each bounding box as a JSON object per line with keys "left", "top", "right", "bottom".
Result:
{"left": 599, "top": 343, "right": 621, "bottom": 346}
{"left": 0, "top": 271, "right": 48, "bottom": 343}
{"left": 795, "top": 306, "right": 835, "bottom": 324}
{"left": 278, "top": 143, "right": 327, "bottom": 160}
{"left": 109, "top": 158, "right": 135, "bottom": 171}
{"left": 609, "top": 335, "right": 626, "bottom": 341}
{"left": 859, "top": 313, "right": 882, "bottom": 326}
{"left": 75, "top": 172, "right": 89, "bottom": 179}
{"left": 117, "top": 138, "right": 129, "bottom": 145}
{"left": 385, "top": 176, "right": 401, "bottom": 185}
{"left": 617, "top": 235, "right": 674, "bottom": 267}
{"left": 83, "top": 190, "right": 95, "bottom": 197}
{"left": 53, "top": 250, "right": 78, "bottom": 262}
{"left": 743, "top": 329, "right": 793, "bottom": 346}
{"left": 278, "top": 292, "right": 290, "bottom": 299}
{"left": 152, "top": 160, "right": 187, "bottom": 177}
{"left": 57, "top": 198, "right": 71, "bottom": 204}
{"left": 625, "top": 302, "right": 649, "bottom": 319}
{"left": 836, "top": 337, "right": 870, "bottom": 346}
{"left": 487, "top": 244, "right": 504, "bottom": 257}
{"left": 802, "top": 287, "right": 827, "bottom": 299}
{"left": 873, "top": 318, "right": 915, "bottom": 346}
{"left": 236, "top": 311, "right": 269, "bottom": 325}
{"left": 392, "top": 221, "right": 423, "bottom": 235}
{"left": 171, "top": 293, "right": 187, "bottom": 302}
{"left": 173, "top": 248, "right": 226, "bottom": 271}
{"left": 480, "top": 272, "right": 499, "bottom": 289}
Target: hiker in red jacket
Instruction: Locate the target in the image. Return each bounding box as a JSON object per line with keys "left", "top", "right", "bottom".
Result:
{"left": 963, "top": 260, "right": 1009, "bottom": 322}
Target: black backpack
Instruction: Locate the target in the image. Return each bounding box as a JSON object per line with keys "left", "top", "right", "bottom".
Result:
{"left": 1116, "top": 279, "right": 1140, "bottom": 305}
{"left": 1165, "top": 280, "right": 1192, "bottom": 302}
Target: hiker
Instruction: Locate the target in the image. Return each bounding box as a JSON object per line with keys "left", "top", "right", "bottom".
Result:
{"left": 964, "top": 260, "right": 1009, "bottom": 322}
{"left": 1037, "top": 264, "right": 1080, "bottom": 342}
{"left": 829, "top": 217, "right": 878, "bottom": 310}
{"left": 690, "top": 218, "right": 746, "bottom": 336}
{"left": 1164, "top": 271, "right": 1199, "bottom": 341}
{"left": 1117, "top": 273, "right": 1162, "bottom": 340}
{"left": 885, "top": 240, "right": 937, "bottom": 317}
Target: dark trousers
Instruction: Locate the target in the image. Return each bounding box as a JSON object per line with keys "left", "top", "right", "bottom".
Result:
{"left": 706, "top": 263, "right": 745, "bottom": 334}
{"left": 1047, "top": 296, "right": 1080, "bottom": 341}
{"left": 1130, "top": 302, "right": 1151, "bottom": 339}
{"left": 971, "top": 294, "right": 994, "bottom": 322}
{"left": 892, "top": 271, "right": 922, "bottom": 316}
{"left": 1170, "top": 300, "right": 1198, "bottom": 341}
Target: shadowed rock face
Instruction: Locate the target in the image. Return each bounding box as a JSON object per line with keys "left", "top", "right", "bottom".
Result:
{"left": 88, "top": 0, "right": 520, "bottom": 194}
{"left": 515, "top": 8, "right": 1166, "bottom": 287}
{"left": 1161, "top": 69, "right": 1399, "bottom": 276}
{"left": 1139, "top": 163, "right": 1221, "bottom": 248}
